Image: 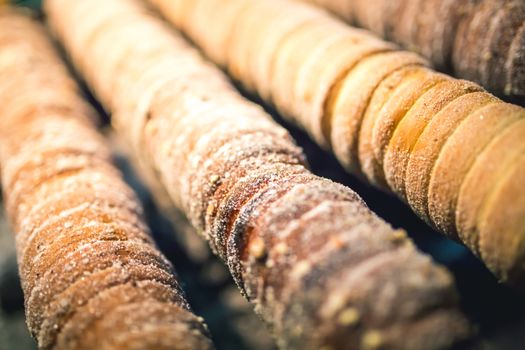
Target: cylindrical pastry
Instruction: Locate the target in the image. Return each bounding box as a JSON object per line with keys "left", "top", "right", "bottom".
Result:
{"left": 300, "top": 0, "right": 525, "bottom": 101}
{"left": 45, "top": 0, "right": 471, "bottom": 349}
{"left": 148, "top": 0, "right": 525, "bottom": 284}
{"left": 0, "top": 8, "right": 213, "bottom": 350}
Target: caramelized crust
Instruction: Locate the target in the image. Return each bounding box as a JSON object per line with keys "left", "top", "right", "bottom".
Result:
{"left": 46, "top": 0, "right": 471, "bottom": 348}
{"left": 0, "top": 8, "right": 213, "bottom": 350}
{"left": 301, "top": 0, "right": 525, "bottom": 100}
{"left": 150, "top": 0, "right": 525, "bottom": 284}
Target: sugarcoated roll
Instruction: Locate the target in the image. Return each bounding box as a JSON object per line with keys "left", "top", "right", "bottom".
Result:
{"left": 0, "top": 8, "right": 213, "bottom": 350}
{"left": 301, "top": 0, "right": 525, "bottom": 101}
{"left": 149, "top": 0, "right": 525, "bottom": 284}
{"left": 45, "top": 0, "right": 471, "bottom": 348}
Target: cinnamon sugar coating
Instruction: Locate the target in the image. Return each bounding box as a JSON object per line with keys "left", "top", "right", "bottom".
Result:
{"left": 45, "top": 0, "right": 471, "bottom": 348}
{"left": 0, "top": 8, "right": 213, "bottom": 350}
{"left": 149, "top": 0, "right": 525, "bottom": 284}
{"left": 302, "top": 0, "right": 525, "bottom": 100}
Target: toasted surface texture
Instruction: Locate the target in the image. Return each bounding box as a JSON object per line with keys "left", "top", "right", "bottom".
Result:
{"left": 300, "top": 0, "right": 525, "bottom": 101}
{"left": 45, "top": 0, "right": 471, "bottom": 348}
{"left": 0, "top": 8, "right": 213, "bottom": 350}
{"left": 149, "top": 0, "right": 525, "bottom": 285}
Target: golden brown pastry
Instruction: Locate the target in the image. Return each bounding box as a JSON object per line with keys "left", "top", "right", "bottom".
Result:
{"left": 300, "top": 0, "right": 525, "bottom": 101}
{"left": 45, "top": 0, "right": 471, "bottom": 348}
{"left": 148, "top": 0, "right": 525, "bottom": 284}
{"left": 0, "top": 8, "right": 213, "bottom": 350}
